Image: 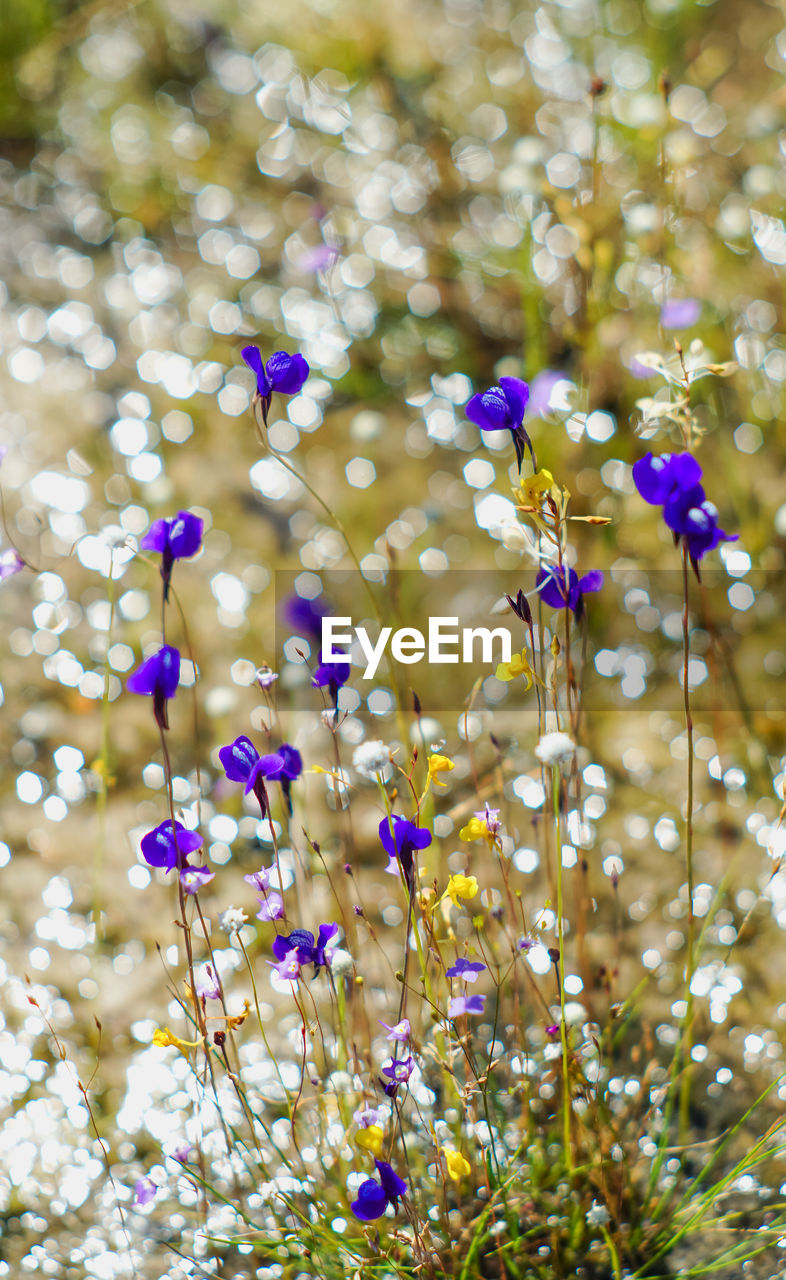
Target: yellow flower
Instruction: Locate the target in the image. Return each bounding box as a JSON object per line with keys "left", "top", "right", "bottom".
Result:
{"left": 517, "top": 469, "right": 555, "bottom": 509}
{"left": 152, "top": 1027, "right": 201, "bottom": 1053}
{"left": 425, "top": 753, "right": 454, "bottom": 794}
{"left": 442, "top": 1148, "right": 471, "bottom": 1182}
{"left": 356, "top": 1125, "right": 384, "bottom": 1157}
{"left": 459, "top": 816, "right": 490, "bottom": 842}
{"left": 495, "top": 649, "right": 533, "bottom": 688}
{"left": 443, "top": 873, "right": 479, "bottom": 907}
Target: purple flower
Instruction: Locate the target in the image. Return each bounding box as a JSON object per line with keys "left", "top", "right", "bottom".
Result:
{"left": 127, "top": 645, "right": 180, "bottom": 729}
{"left": 379, "top": 1017, "right": 411, "bottom": 1042}
{"left": 379, "top": 815, "right": 432, "bottom": 889}
{"left": 140, "top": 511, "right": 203, "bottom": 601}
{"left": 448, "top": 994, "right": 486, "bottom": 1018}
{"left": 380, "top": 1055, "right": 414, "bottom": 1097}
{"left": 218, "top": 735, "right": 286, "bottom": 815}
{"left": 668, "top": 498, "right": 737, "bottom": 561}
{"left": 536, "top": 566, "right": 603, "bottom": 616}
{"left": 475, "top": 805, "right": 500, "bottom": 835}
{"left": 354, "top": 1105, "right": 383, "bottom": 1128}
{"left": 283, "top": 593, "right": 327, "bottom": 641}
{"left": 351, "top": 1160, "right": 407, "bottom": 1221}
{"left": 528, "top": 369, "right": 570, "bottom": 417}
{"left": 0, "top": 549, "right": 25, "bottom": 581}
{"left": 196, "top": 965, "right": 222, "bottom": 1001}
{"left": 465, "top": 376, "right": 532, "bottom": 470}
{"left": 244, "top": 866, "right": 271, "bottom": 893}
{"left": 140, "top": 820, "right": 213, "bottom": 892}
{"left": 141, "top": 819, "right": 204, "bottom": 873}
{"left": 241, "top": 346, "right": 309, "bottom": 424}
{"left": 255, "top": 892, "right": 284, "bottom": 921}
{"left": 632, "top": 452, "right": 737, "bottom": 562}
{"left": 446, "top": 959, "right": 486, "bottom": 983}
{"left": 660, "top": 298, "right": 700, "bottom": 330}
{"left": 312, "top": 649, "right": 351, "bottom": 705}
{"left": 180, "top": 865, "right": 215, "bottom": 895}
{"left": 632, "top": 452, "right": 702, "bottom": 507}
{"left": 272, "top": 923, "right": 338, "bottom": 973}
{"left": 273, "top": 947, "right": 301, "bottom": 981}
{"left": 298, "top": 243, "right": 339, "bottom": 274}
{"left": 133, "top": 1177, "right": 157, "bottom": 1207}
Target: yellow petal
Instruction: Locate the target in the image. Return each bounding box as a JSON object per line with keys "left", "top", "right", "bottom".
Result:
{"left": 356, "top": 1125, "right": 385, "bottom": 1157}
{"left": 442, "top": 1148, "right": 472, "bottom": 1181}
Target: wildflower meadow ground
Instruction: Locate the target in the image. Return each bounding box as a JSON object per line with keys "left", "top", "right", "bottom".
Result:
{"left": 0, "top": 2, "right": 785, "bottom": 1279}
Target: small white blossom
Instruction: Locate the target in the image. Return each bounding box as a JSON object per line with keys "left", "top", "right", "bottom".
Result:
{"left": 219, "top": 907, "right": 247, "bottom": 936}
{"left": 586, "top": 1200, "right": 611, "bottom": 1228}
{"left": 352, "top": 739, "right": 392, "bottom": 781}
{"left": 534, "top": 732, "right": 577, "bottom": 767}
{"left": 327, "top": 947, "right": 354, "bottom": 976}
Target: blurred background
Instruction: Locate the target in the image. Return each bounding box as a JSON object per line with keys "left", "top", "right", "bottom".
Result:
{"left": 0, "top": 0, "right": 785, "bottom": 1271}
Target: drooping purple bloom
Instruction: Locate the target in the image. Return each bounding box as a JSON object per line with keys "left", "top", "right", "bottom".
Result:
{"left": 241, "top": 346, "right": 309, "bottom": 424}
{"left": 127, "top": 645, "right": 180, "bottom": 730}
{"left": 0, "top": 549, "right": 25, "bottom": 581}
{"left": 536, "top": 566, "right": 603, "bottom": 616}
{"left": 660, "top": 298, "right": 700, "bottom": 330}
{"left": 465, "top": 376, "right": 532, "bottom": 470}
{"left": 448, "top": 994, "right": 486, "bottom": 1018}
{"left": 351, "top": 1161, "right": 407, "bottom": 1221}
{"left": 379, "top": 815, "right": 432, "bottom": 890}
{"left": 446, "top": 959, "right": 487, "bottom": 983}
{"left": 380, "top": 1055, "right": 414, "bottom": 1097}
{"left": 140, "top": 511, "right": 203, "bottom": 601}
{"left": 272, "top": 923, "right": 338, "bottom": 974}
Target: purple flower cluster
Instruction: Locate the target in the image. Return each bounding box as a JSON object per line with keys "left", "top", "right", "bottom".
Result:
{"left": 632, "top": 452, "right": 737, "bottom": 562}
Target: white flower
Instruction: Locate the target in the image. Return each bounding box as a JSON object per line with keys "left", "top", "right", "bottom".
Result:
{"left": 586, "top": 1200, "right": 611, "bottom": 1228}
{"left": 219, "top": 907, "right": 247, "bottom": 936}
{"left": 534, "top": 732, "right": 577, "bottom": 767}
{"left": 327, "top": 948, "right": 354, "bottom": 976}
{"left": 352, "top": 739, "right": 392, "bottom": 781}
